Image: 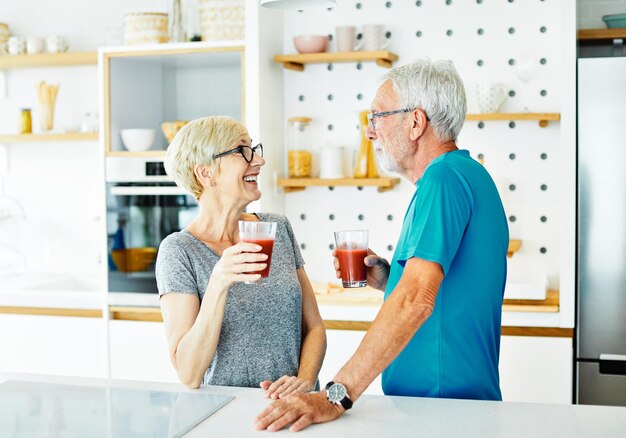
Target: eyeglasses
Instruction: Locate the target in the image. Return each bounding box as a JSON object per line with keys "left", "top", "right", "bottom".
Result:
{"left": 212, "top": 143, "right": 263, "bottom": 163}
{"left": 367, "top": 108, "right": 429, "bottom": 129}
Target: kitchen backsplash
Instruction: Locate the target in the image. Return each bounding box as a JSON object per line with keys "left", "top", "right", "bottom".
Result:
{"left": 280, "top": 0, "right": 573, "bottom": 314}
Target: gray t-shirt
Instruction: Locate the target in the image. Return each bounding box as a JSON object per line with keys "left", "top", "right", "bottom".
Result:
{"left": 155, "top": 213, "right": 305, "bottom": 388}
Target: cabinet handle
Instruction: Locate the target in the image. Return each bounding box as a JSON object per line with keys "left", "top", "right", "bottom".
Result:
{"left": 599, "top": 354, "right": 626, "bottom": 376}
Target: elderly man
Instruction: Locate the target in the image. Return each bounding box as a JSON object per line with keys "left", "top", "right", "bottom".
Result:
{"left": 255, "top": 59, "right": 509, "bottom": 432}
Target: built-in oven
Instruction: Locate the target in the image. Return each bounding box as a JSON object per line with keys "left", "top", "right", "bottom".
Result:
{"left": 106, "top": 157, "right": 198, "bottom": 293}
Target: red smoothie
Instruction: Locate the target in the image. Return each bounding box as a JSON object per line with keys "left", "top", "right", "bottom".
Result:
{"left": 336, "top": 248, "right": 368, "bottom": 286}
{"left": 242, "top": 238, "right": 275, "bottom": 277}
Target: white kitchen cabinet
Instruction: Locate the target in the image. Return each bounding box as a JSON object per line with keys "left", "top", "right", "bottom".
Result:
{"left": 321, "top": 330, "right": 573, "bottom": 402}
{"left": 500, "top": 336, "right": 573, "bottom": 404}
{"left": 103, "top": 44, "right": 244, "bottom": 156}
{"left": 108, "top": 320, "right": 179, "bottom": 384}
{"left": 319, "top": 330, "right": 383, "bottom": 396}
{"left": 0, "top": 314, "right": 106, "bottom": 378}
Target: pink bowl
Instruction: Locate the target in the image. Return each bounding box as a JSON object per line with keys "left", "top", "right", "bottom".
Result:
{"left": 293, "top": 35, "right": 328, "bottom": 54}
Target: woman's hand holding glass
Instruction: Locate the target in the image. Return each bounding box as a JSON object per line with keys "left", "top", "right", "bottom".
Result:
{"left": 260, "top": 376, "right": 314, "bottom": 399}
{"left": 209, "top": 242, "right": 268, "bottom": 290}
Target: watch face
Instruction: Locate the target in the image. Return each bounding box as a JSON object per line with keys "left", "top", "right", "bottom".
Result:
{"left": 328, "top": 383, "right": 347, "bottom": 402}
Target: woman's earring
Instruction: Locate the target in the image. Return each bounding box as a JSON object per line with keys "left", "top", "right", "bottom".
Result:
{"left": 209, "top": 178, "right": 216, "bottom": 187}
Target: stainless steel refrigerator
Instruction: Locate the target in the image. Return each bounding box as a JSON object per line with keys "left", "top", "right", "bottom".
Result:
{"left": 577, "top": 57, "right": 626, "bottom": 406}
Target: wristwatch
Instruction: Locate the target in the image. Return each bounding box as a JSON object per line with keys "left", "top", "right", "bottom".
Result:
{"left": 325, "top": 381, "right": 353, "bottom": 410}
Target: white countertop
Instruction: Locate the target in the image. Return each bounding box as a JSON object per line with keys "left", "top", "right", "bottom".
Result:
{"left": 1, "top": 372, "right": 625, "bottom": 437}
{"left": 0, "top": 273, "right": 103, "bottom": 309}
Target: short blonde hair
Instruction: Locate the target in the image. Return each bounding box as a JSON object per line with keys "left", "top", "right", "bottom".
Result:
{"left": 164, "top": 116, "right": 248, "bottom": 199}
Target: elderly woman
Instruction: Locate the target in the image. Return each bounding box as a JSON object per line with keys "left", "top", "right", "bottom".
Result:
{"left": 155, "top": 116, "right": 326, "bottom": 398}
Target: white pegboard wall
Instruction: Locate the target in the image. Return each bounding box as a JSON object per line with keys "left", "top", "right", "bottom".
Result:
{"left": 281, "top": 0, "right": 569, "bottom": 291}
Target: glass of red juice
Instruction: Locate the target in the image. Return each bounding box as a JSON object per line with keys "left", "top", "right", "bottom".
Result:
{"left": 238, "top": 221, "right": 277, "bottom": 283}
{"left": 334, "top": 230, "right": 368, "bottom": 288}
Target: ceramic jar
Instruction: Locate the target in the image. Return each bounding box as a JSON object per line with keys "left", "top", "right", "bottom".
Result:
{"left": 319, "top": 147, "right": 346, "bottom": 179}
{"left": 26, "top": 36, "right": 45, "bottom": 54}
{"left": 46, "top": 35, "right": 69, "bottom": 53}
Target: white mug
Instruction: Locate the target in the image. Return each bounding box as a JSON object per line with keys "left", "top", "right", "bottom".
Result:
{"left": 476, "top": 83, "right": 507, "bottom": 113}
{"left": 319, "top": 146, "right": 346, "bottom": 179}
{"left": 7, "top": 36, "right": 26, "bottom": 55}
{"left": 46, "top": 35, "right": 69, "bottom": 53}
{"left": 361, "top": 24, "right": 389, "bottom": 51}
{"left": 335, "top": 26, "right": 362, "bottom": 52}
{"left": 26, "top": 36, "right": 44, "bottom": 55}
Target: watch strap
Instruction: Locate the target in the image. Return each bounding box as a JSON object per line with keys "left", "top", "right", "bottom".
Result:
{"left": 339, "top": 395, "right": 353, "bottom": 410}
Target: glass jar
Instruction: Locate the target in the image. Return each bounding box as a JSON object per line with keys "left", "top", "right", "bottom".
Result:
{"left": 19, "top": 108, "right": 32, "bottom": 134}
{"left": 287, "top": 117, "right": 312, "bottom": 178}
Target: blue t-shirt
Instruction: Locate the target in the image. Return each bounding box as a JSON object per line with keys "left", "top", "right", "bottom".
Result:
{"left": 382, "top": 149, "right": 508, "bottom": 401}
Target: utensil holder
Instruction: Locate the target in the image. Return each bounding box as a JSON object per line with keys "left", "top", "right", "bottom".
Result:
{"left": 39, "top": 103, "right": 55, "bottom": 131}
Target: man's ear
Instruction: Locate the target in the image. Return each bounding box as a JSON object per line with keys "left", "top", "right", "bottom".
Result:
{"left": 408, "top": 109, "right": 428, "bottom": 141}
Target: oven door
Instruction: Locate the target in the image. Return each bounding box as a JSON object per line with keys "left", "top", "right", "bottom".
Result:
{"left": 106, "top": 183, "right": 198, "bottom": 293}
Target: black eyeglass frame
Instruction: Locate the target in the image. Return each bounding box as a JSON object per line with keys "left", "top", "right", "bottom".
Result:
{"left": 212, "top": 143, "right": 263, "bottom": 163}
{"left": 367, "top": 108, "right": 430, "bottom": 129}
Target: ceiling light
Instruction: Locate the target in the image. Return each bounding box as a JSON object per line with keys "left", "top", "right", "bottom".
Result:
{"left": 260, "top": 0, "right": 337, "bottom": 10}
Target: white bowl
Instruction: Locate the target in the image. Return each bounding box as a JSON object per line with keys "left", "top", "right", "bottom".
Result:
{"left": 61, "top": 123, "right": 80, "bottom": 133}
{"left": 120, "top": 129, "right": 156, "bottom": 152}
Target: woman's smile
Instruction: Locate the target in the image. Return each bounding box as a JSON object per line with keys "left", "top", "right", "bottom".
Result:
{"left": 243, "top": 173, "right": 259, "bottom": 184}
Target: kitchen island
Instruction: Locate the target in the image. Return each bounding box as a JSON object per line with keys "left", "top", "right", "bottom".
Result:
{"left": 1, "top": 372, "right": 625, "bottom": 437}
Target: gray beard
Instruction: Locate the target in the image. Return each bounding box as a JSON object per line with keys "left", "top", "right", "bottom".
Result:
{"left": 374, "top": 141, "right": 397, "bottom": 173}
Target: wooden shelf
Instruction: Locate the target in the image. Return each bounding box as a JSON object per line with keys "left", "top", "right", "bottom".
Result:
{"left": 110, "top": 306, "right": 162, "bottom": 322}
{"left": 0, "top": 52, "right": 97, "bottom": 69}
{"left": 0, "top": 132, "right": 98, "bottom": 143}
{"left": 578, "top": 28, "right": 626, "bottom": 41}
{"left": 274, "top": 51, "right": 398, "bottom": 71}
{"left": 106, "top": 150, "right": 166, "bottom": 158}
{"left": 502, "top": 289, "right": 560, "bottom": 313}
{"left": 105, "top": 288, "right": 560, "bottom": 324}
{"left": 466, "top": 113, "right": 560, "bottom": 128}
{"left": 277, "top": 176, "right": 401, "bottom": 193}
{"left": 508, "top": 239, "right": 522, "bottom": 257}
{"left": 325, "top": 322, "right": 571, "bottom": 336}
{"left": 0, "top": 306, "right": 102, "bottom": 318}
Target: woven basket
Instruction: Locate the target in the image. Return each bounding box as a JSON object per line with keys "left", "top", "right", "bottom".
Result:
{"left": 124, "top": 12, "right": 169, "bottom": 45}
{"left": 199, "top": 0, "right": 244, "bottom": 41}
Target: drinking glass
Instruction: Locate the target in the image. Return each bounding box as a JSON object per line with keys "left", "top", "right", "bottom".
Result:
{"left": 334, "top": 230, "right": 368, "bottom": 288}
{"left": 238, "top": 221, "right": 277, "bottom": 283}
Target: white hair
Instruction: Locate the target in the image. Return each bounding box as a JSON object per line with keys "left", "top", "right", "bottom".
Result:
{"left": 380, "top": 59, "right": 467, "bottom": 141}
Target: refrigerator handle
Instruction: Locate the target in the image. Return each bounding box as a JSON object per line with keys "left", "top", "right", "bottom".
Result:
{"left": 599, "top": 354, "right": 626, "bottom": 376}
